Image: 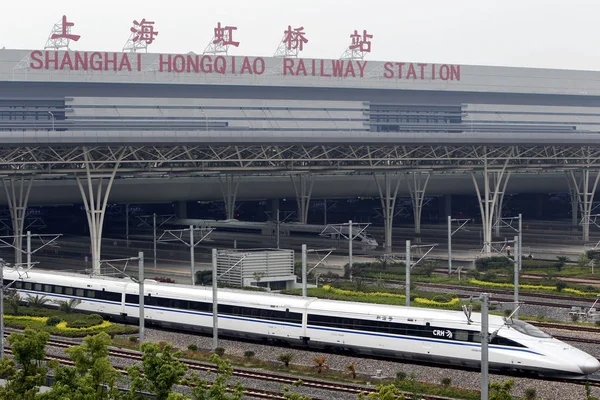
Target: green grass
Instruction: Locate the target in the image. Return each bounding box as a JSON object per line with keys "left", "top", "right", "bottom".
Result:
{"left": 4, "top": 306, "right": 138, "bottom": 337}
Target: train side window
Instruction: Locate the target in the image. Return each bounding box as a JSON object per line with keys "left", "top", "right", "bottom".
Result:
{"left": 53, "top": 286, "right": 63, "bottom": 294}
{"left": 64, "top": 287, "right": 73, "bottom": 295}
{"left": 125, "top": 294, "right": 139, "bottom": 304}
{"left": 455, "top": 330, "right": 469, "bottom": 341}
{"left": 42, "top": 284, "right": 52, "bottom": 293}
{"left": 23, "top": 282, "right": 32, "bottom": 290}
{"left": 471, "top": 332, "right": 481, "bottom": 343}
{"left": 86, "top": 290, "right": 95, "bottom": 298}
{"left": 75, "top": 289, "right": 84, "bottom": 297}
{"left": 34, "top": 283, "right": 42, "bottom": 291}
{"left": 14, "top": 281, "right": 22, "bottom": 289}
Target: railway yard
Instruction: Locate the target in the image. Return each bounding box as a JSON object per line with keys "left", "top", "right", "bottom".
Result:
{"left": 1, "top": 221, "right": 600, "bottom": 399}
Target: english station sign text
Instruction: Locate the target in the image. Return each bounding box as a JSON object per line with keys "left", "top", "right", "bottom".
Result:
{"left": 28, "top": 50, "right": 462, "bottom": 81}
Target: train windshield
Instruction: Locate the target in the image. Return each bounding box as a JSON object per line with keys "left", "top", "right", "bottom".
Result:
{"left": 507, "top": 319, "right": 551, "bottom": 338}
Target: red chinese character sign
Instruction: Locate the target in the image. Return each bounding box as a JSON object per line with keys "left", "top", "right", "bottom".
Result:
{"left": 204, "top": 22, "right": 240, "bottom": 55}
{"left": 274, "top": 26, "right": 308, "bottom": 57}
{"left": 44, "top": 15, "right": 80, "bottom": 50}
{"left": 341, "top": 29, "right": 373, "bottom": 60}
{"left": 123, "top": 19, "right": 158, "bottom": 53}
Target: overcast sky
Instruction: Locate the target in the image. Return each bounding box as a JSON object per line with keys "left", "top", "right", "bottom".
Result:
{"left": 2, "top": 0, "right": 599, "bottom": 71}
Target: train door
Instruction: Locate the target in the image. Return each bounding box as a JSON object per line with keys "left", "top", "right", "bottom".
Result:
{"left": 267, "top": 306, "right": 291, "bottom": 339}
{"left": 422, "top": 320, "right": 433, "bottom": 355}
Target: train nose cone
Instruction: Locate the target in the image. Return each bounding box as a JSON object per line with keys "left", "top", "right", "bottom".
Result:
{"left": 581, "top": 358, "right": 600, "bottom": 374}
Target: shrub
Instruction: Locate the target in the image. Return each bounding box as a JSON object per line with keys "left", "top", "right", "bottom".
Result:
{"left": 578, "top": 253, "right": 591, "bottom": 267}
{"left": 69, "top": 320, "right": 93, "bottom": 328}
{"left": 214, "top": 347, "right": 225, "bottom": 356}
{"left": 312, "top": 356, "right": 328, "bottom": 374}
{"left": 524, "top": 387, "right": 537, "bottom": 400}
{"left": 54, "top": 298, "right": 81, "bottom": 313}
{"left": 346, "top": 362, "right": 357, "bottom": 379}
{"left": 586, "top": 250, "right": 600, "bottom": 261}
{"left": 595, "top": 320, "right": 600, "bottom": 327}
{"left": 46, "top": 316, "right": 61, "bottom": 326}
{"left": 466, "top": 269, "right": 481, "bottom": 279}
{"left": 432, "top": 295, "right": 452, "bottom": 303}
{"left": 475, "top": 256, "right": 511, "bottom": 271}
{"left": 195, "top": 270, "right": 212, "bottom": 285}
{"left": 26, "top": 294, "right": 50, "bottom": 308}
{"left": 556, "top": 280, "right": 568, "bottom": 292}
{"left": 395, "top": 371, "right": 407, "bottom": 381}
{"left": 129, "top": 336, "right": 139, "bottom": 343}
{"left": 188, "top": 344, "right": 198, "bottom": 352}
{"left": 87, "top": 314, "right": 103, "bottom": 325}
{"left": 277, "top": 352, "right": 295, "bottom": 367}
{"left": 153, "top": 276, "right": 176, "bottom": 283}
{"left": 243, "top": 350, "right": 255, "bottom": 359}
{"left": 571, "top": 313, "right": 580, "bottom": 322}
{"left": 481, "top": 272, "right": 498, "bottom": 282}
{"left": 440, "top": 377, "right": 452, "bottom": 387}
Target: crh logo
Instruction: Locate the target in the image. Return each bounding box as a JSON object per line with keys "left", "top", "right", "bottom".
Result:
{"left": 432, "top": 329, "right": 453, "bottom": 339}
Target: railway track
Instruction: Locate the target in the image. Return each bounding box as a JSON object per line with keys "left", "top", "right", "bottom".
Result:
{"left": 37, "top": 337, "right": 600, "bottom": 395}
{"left": 414, "top": 282, "right": 600, "bottom": 308}
{"left": 2, "top": 329, "right": 599, "bottom": 399}
{"left": 27, "top": 337, "right": 443, "bottom": 399}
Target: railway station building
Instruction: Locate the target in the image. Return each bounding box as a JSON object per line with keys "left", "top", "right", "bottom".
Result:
{"left": 2, "top": 45, "right": 600, "bottom": 273}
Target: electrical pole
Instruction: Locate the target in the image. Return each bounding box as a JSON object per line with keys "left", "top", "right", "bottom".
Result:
{"left": 190, "top": 225, "right": 195, "bottom": 286}
{"left": 447, "top": 216, "right": 452, "bottom": 274}
{"left": 405, "top": 240, "right": 411, "bottom": 307}
{"left": 302, "top": 244, "right": 307, "bottom": 297}
{"left": 514, "top": 235, "right": 519, "bottom": 319}
{"left": 153, "top": 213, "right": 157, "bottom": 270}
{"left": 0, "top": 260, "right": 4, "bottom": 359}
{"left": 125, "top": 204, "right": 129, "bottom": 247}
{"left": 138, "top": 252, "right": 145, "bottom": 343}
{"left": 157, "top": 226, "right": 213, "bottom": 286}
{"left": 276, "top": 209, "right": 280, "bottom": 250}
{"left": 518, "top": 213, "right": 522, "bottom": 272}
{"left": 212, "top": 248, "right": 218, "bottom": 350}
{"left": 448, "top": 217, "right": 470, "bottom": 274}
{"left": 348, "top": 220, "right": 353, "bottom": 281}
{"left": 26, "top": 230, "right": 31, "bottom": 270}
{"left": 481, "top": 293, "right": 489, "bottom": 400}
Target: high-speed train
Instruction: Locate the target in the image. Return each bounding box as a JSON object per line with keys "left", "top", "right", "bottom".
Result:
{"left": 5, "top": 268, "right": 600, "bottom": 377}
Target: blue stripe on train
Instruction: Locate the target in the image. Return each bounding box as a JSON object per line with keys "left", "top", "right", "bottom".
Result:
{"left": 17, "top": 289, "right": 541, "bottom": 356}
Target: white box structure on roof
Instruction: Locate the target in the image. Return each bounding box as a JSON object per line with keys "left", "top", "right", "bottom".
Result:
{"left": 217, "top": 248, "right": 297, "bottom": 289}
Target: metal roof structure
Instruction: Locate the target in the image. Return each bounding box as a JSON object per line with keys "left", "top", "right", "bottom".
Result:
{"left": 2, "top": 47, "right": 600, "bottom": 271}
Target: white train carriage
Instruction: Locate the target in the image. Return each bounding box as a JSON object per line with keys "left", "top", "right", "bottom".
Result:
{"left": 4, "top": 268, "right": 600, "bottom": 377}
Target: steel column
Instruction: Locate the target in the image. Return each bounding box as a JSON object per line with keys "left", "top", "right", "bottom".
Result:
{"left": 472, "top": 151, "right": 510, "bottom": 254}
{"left": 219, "top": 175, "right": 239, "bottom": 220}
{"left": 291, "top": 174, "right": 314, "bottom": 225}
{"left": 374, "top": 173, "right": 402, "bottom": 254}
{"left": 569, "top": 169, "right": 600, "bottom": 242}
{"left": 408, "top": 172, "right": 431, "bottom": 238}
{"left": 2, "top": 177, "right": 33, "bottom": 266}
{"left": 493, "top": 172, "right": 511, "bottom": 237}
{"left": 75, "top": 147, "right": 124, "bottom": 275}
